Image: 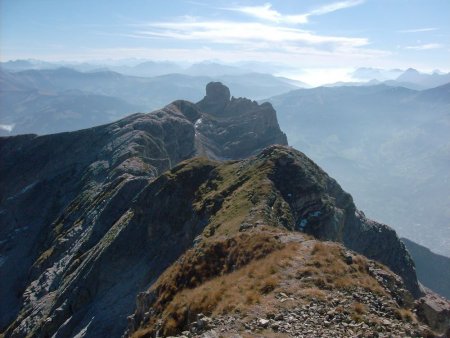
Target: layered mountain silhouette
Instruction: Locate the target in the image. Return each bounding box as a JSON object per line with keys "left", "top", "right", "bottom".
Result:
{"left": 349, "top": 67, "right": 450, "bottom": 90}
{"left": 0, "top": 67, "right": 303, "bottom": 136}
{"left": 1, "top": 83, "right": 448, "bottom": 337}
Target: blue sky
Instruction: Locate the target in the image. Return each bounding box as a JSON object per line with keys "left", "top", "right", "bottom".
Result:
{"left": 1, "top": 0, "right": 449, "bottom": 79}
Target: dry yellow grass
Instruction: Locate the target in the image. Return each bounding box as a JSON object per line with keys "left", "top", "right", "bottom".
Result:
{"left": 155, "top": 241, "right": 298, "bottom": 336}
{"left": 300, "top": 241, "right": 386, "bottom": 295}
{"left": 131, "top": 231, "right": 298, "bottom": 337}
{"left": 297, "top": 287, "right": 327, "bottom": 301}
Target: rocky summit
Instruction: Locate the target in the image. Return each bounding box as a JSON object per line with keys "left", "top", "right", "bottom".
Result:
{"left": 195, "top": 82, "right": 288, "bottom": 159}
{"left": 0, "top": 83, "right": 448, "bottom": 338}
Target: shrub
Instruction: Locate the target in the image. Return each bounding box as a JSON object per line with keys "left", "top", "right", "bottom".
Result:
{"left": 395, "top": 308, "right": 415, "bottom": 322}
{"left": 352, "top": 302, "right": 367, "bottom": 315}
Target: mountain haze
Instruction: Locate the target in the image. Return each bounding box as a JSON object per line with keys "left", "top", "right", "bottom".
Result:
{"left": 266, "top": 83, "right": 450, "bottom": 257}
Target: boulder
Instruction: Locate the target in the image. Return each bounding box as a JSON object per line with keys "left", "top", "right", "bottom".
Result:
{"left": 415, "top": 289, "right": 450, "bottom": 334}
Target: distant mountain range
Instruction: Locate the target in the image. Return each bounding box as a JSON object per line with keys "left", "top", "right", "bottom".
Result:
{"left": 383, "top": 68, "right": 450, "bottom": 90}
{"left": 0, "top": 59, "right": 298, "bottom": 79}
{"left": 2, "top": 60, "right": 447, "bottom": 90}
{"left": 266, "top": 83, "right": 450, "bottom": 257}
{"left": 333, "top": 67, "right": 450, "bottom": 90}
{"left": 0, "top": 67, "right": 304, "bottom": 135}
{"left": 0, "top": 69, "right": 144, "bottom": 135}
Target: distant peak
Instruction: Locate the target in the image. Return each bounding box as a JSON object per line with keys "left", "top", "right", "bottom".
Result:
{"left": 404, "top": 68, "right": 420, "bottom": 74}
{"left": 396, "top": 68, "right": 423, "bottom": 81}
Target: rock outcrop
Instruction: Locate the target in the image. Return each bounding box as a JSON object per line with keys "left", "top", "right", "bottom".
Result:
{"left": 196, "top": 82, "right": 231, "bottom": 115}
{"left": 1, "top": 83, "right": 440, "bottom": 338}
{"left": 262, "top": 146, "right": 421, "bottom": 297}
{"left": 195, "top": 82, "right": 288, "bottom": 159}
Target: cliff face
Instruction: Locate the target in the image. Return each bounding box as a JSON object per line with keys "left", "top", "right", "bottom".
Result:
{"left": 0, "top": 83, "right": 432, "bottom": 338}
{"left": 0, "top": 107, "right": 196, "bottom": 336}
{"left": 262, "top": 146, "right": 420, "bottom": 297}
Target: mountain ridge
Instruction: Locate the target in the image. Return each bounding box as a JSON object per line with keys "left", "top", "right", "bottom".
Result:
{"left": 1, "top": 83, "right": 448, "bottom": 337}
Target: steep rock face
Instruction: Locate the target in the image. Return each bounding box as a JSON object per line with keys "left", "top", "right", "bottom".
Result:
{"left": 0, "top": 83, "right": 288, "bottom": 337}
{"left": 196, "top": 81, "right": 230, "bottom": 115}
{"left": 264, "top": 146, "right": 420, "bottom": 297}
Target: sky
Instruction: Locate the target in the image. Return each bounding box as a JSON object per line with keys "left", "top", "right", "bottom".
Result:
{"left": 1, "top": 0, "right": 449, "bottom": 84}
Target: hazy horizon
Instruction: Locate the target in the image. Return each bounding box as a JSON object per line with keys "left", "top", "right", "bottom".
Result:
{"left": 2, "top": 58, "right": 449, "bottom": 86}
{"left": 2, "top": 0, "right": 450, "bottom": 85}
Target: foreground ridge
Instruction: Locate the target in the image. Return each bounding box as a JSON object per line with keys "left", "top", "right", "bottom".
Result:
{"left": 128, "top": 231, "right": 428, "bottom": 337}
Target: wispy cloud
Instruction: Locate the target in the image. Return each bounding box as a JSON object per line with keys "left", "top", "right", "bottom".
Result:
{"left": 309, "top": 0, "right": 365, "bottom": 15}
{"left": 81, "top": 1, "right": 389, "bottom": 69}
{"left": 225, "top": 1, "right": 365, "bottom": 24}
{"left": 136, "top": 21, "right": 368, "bottom": 47}
{"left": 224, "top": 3, "right": 308, "bottom": 24}
{"left": 127, "top": 0, "right": 388, "bottom": 69}
{"left": 405, "top": 43, "right": 443, "bottom": 50}
{"left": 399, "top": 27, "right": 437, "bottom": 33}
